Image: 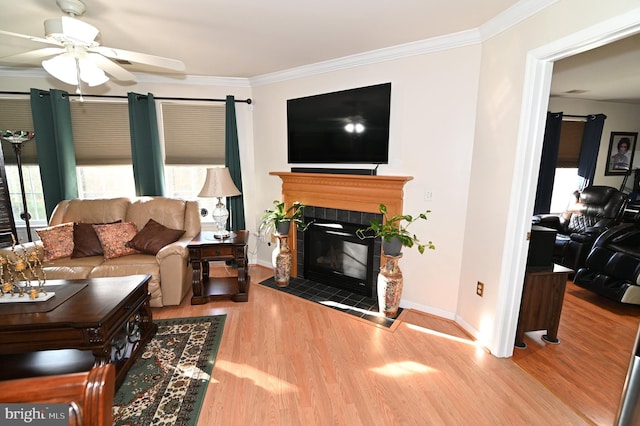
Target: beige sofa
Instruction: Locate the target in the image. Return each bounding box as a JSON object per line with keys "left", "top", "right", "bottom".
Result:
{"left": 1, "top": 197, "right": 200, "bottom": 307}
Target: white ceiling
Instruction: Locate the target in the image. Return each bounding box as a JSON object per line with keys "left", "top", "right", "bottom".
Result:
{"left": 550, "top": 32, "right": 640, "bottom": 104}
{"left": 0, "top": 0, "right": 519, "bottom": 78}
{"left": 0, "top": 0, "right": 638, "bottom": 104}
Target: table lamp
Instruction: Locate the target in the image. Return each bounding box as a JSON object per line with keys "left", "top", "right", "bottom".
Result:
{"left": 198, "top": 167, "right": 241, "bottom": 239}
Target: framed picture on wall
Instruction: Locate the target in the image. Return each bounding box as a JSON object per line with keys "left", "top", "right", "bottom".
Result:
{"left": 605, "top": 131, "right": 638, "bottom": 175}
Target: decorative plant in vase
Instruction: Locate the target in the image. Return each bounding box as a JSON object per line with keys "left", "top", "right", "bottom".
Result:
{"left": 356, "top": 203, "right": 435, "bottom": 318}
{"left": 258, "top": 200, "right": 311, "bottom": 287}
{"left": 356, "top": 203, "right": 435, "bottom": 256}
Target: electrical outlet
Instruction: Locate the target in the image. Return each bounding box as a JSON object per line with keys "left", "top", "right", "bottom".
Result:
{"left": 476, "top": 281, "right": 484, "bottom": 297}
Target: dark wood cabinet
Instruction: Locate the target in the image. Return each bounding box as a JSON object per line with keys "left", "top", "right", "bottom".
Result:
{"left": 515, "top": 264, "right": 571, "bottom": 348}
{"left": 0, "top": 143, "right": 16, "bottom": 247}
{"left": 188, "top": 230, "right": 250, "bottom": 304}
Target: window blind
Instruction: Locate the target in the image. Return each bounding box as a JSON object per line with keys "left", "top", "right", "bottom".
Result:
{"left": 557, "top": 120, "right": 585, "bottom": 168}
{"left": 70, "top": 101, "right": 132, "bottom": 165}
{"left": 162, "top": 103, "right": 226, "bottom": 165}
{"left": 0, "top": 98, "right": 38, "bottom": 164}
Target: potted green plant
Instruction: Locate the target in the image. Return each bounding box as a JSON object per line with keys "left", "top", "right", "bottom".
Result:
{"left": 258, "top": 200, "right": 311, "bottom": 287}
{"left": 356, "top": 203, "right": 435, "bottom": 256}
{"left": 357, "top": 203, "right": 435, "bottom": 318}
{"left": 258, "top": 200, "right": 310, "bottom": 239}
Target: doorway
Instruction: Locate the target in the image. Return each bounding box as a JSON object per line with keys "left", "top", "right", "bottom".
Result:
{"left": 498, "top": 12, "right": 640, "bottom": 358}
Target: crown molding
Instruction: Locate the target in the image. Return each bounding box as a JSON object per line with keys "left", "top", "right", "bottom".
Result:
{"left": 249, "top": 29, "right": 481, "bottom": 87}
{"left": 249, "top": 0, "right": 558, "bottom": 86}
{"left": 0, "top": 0, "right": 557, "bottom": 89}
{"left": 480, "top": 0, "right": 559, "bottom": 41}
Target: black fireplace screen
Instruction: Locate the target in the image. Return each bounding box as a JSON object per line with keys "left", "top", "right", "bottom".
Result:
{"left": 303, "top": 218, "right": 375, "bottom": 297}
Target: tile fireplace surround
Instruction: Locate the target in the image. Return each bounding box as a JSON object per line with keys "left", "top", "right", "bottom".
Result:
{"left": 270, "top": 172, "right": 413, "bottom": 277}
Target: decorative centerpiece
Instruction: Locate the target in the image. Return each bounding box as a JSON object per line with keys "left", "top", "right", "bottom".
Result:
{"left": 0, "top": 236, "right": 47, "bottom": 300}
{"left": 357, "top": 203, "right": 435, "bottom": 317}
{"left": 258, "top": 200, "right": 310, "bottom": 287}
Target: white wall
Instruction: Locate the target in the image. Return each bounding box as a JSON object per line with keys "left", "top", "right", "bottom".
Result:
{"left": 251, "top": 45, "right": 481, "bottom": 318}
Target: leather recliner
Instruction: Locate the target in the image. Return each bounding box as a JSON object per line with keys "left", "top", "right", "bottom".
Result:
{"left": 574, "top": 222, "right": 640, "bottom": 305}
{"left": 532, "top": 185, "right": 628, "bottom": 271}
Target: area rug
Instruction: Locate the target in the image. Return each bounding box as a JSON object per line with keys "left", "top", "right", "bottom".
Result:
{"left": 113, "top": 315, "right": 226, "bottom": 426}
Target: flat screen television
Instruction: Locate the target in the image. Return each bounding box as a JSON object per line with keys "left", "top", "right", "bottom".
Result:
{"left": 287, "top": 83, "right": 391, "bottom": 164}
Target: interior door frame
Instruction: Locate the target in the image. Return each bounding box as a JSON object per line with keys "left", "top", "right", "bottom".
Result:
{"left": 496, "top": 9, "right": 640, "bottom": 358}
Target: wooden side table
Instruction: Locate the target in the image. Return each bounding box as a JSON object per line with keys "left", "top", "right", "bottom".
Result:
{"left": 188, "top": 230, "right": 250, "bottom": 305}
{"left": 514, "top": 264, "right": 571, "bottom": 349}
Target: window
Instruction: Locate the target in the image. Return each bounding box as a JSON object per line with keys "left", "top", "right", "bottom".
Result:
{"left": 0, "top": 97, "right": 226, "bottom": 226}
{"left": 4, "top": 165, "right": 47, "bottom": 226}
{"left": 549, "top": 120, "right": 586, "bottom": 213}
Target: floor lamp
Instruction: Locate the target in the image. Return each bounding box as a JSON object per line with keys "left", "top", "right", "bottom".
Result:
{"left": 0, "top": 130, "right": 35, "bottom": 242}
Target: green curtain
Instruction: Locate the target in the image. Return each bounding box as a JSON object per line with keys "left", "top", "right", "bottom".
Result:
{"left": 128, "top": 92, "right": 165, "bottom": 196}
{"left": 225, "top": 95, "right": 245, "bottom": 230}
{"left": 30, "top": 88, "right": 78, "bottom": 220}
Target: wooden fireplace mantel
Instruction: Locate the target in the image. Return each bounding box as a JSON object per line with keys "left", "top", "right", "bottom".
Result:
{"left": 270, "top": 172, "right": 413, "bottom": 276}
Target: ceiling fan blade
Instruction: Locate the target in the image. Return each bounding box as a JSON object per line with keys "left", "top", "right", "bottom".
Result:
{"left": 91, "top": 46, "right": 185, "bottom": 72}
{"left": 0, "top": 47, "right": 65, "bottom": 64}
{"left": 87, "top": 53, "right": 135, "bottom": 81}
{"left": 0, "top": 29, "right": 62, "bottom": 47}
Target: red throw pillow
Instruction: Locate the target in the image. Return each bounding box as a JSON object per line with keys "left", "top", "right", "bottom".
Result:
{"left": 93, "top": 222, "right": 140, "bottom": 260}
{"left": 126, "top": 219, "right": 185, "bottom": 255}
{"left": 35, "top": 222, "right": 74, "bottom": 261}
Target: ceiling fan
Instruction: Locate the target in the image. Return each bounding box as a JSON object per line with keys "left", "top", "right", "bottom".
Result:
{"left": 0, "top": 0, "right": 185, "bottom": 93}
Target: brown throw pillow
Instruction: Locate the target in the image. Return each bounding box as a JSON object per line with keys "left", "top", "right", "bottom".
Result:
{"left": 126, "top": 219, "right": 185, "bottom": 255}
{"left": 93, "top": 222, "right": 140, "bottom": 260}
{"left": 71, "top": 221, "right": 122, "bottom": 258}
{"left": 35, "top": 222, "right": 74, "bottom": 261}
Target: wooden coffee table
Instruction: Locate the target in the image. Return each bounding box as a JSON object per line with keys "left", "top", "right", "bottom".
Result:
{"left": 0, "top": 275, "right": 157, "bottom": 387}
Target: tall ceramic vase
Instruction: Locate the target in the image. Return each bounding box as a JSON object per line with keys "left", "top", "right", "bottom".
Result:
{"left": 273, "top": 221, "right": 292, "bottom": 287}
{"left": 377, "top": 253, "right": 403, "bottom": 318}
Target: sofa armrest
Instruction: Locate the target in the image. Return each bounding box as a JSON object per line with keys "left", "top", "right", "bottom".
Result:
{"left": 532, "top": 214, "right": 561, "bottom": 231}
{"left": 156, "top": 238, "right": 190, "bottom": 262}
{"left": 155, "top": 237, "right": 192, "bottom": 305}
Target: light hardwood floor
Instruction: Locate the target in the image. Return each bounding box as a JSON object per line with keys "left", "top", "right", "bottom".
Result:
{"left": 512, "top": 280, "right": 640, "bottom": 426}
{"left": 154, "top": 265, "right": 637, "bottom": 425}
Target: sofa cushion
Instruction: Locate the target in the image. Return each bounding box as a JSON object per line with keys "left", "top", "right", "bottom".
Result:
{"left": 93, "top": 222, "right": 140, "bottom": 260}
{"left": 126, "top": 219, "right": 185, "bottom": 255}
{"left": 71, "top": 221, "right": 121, "bottom": 258}
{"left": 126, "top": 197, "right": 188, "bottom": 232}
{"left": 35, "top": 223, "right": 74, "bottom": 261}
{"left": 54, "top": 198, "right": 131, "bottom": 225}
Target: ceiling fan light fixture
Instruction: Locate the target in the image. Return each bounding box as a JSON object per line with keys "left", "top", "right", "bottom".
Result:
{"left": 42, "top": 51, "right": 109, "bottom": 87}
{"left": 78, "top": 58, "right": 108, "bottom": 86}
{"left": 42, "top": 52, "right": 78, "bottom": 85}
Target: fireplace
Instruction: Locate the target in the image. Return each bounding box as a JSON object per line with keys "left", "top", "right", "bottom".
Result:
{"left": 296, "top": 209, "right": 381, "bottom": 298}
{"left": 271, "top": 171, "right": 412, "bottom": 296}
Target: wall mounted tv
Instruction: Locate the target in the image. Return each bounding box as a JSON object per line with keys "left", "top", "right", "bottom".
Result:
{"left": 287, "top": 82, "right": 391, "bottom": 164}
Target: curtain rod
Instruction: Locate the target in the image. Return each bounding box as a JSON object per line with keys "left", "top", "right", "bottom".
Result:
{"left": 0, "top": 91, "right": 252, "bottom": 104}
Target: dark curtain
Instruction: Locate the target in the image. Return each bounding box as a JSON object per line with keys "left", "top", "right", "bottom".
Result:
{"left": 128, "top": 92, "right": 165, "bottom": 196}
{"left": 225, "top": 95, "right": 245, "bottom": 230}
{"left": 30, "top": 88, "right": 78, "bottom": 220}
{"left": 533, "top": 112, "right": 563, "bottom": 214}
{"left": 577, "top": 113, "right": 606, "bottom": 189}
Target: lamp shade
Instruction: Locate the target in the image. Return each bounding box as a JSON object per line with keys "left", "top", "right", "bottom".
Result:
{"left": 198, "top": 167, "right": 241, "bottom": 198}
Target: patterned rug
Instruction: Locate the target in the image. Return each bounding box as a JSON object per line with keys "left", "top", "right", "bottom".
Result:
{"left": 113, "top": 315, "right": 226, "bottom": 425}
